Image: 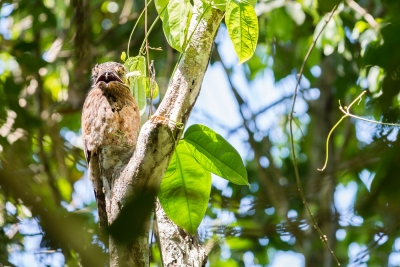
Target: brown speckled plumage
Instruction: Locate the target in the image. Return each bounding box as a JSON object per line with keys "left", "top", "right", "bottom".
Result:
{"left": 81, "top": 62, "right": 140, "bottom": 230}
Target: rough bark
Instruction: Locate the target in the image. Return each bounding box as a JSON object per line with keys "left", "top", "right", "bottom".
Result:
{"left": 155, "top": 201, "right": 207, "bottom": 267}
{"left": 106, "top": 2, "right": 224, "bottom": 266}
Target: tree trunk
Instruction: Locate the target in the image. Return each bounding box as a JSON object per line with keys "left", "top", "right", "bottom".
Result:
{"left": 105, "top": 2, "right": 224, "bottom": 266}
{"left": 155, "top": 200, "right": 207, "bottom": 267}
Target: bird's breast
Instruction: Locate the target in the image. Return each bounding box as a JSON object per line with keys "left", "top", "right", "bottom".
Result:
{"left": 82, "top": 82, "right": 140, "bottom": 153}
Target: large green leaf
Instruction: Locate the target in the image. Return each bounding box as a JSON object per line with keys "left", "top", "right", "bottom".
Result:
{"left": 212, "top": 0, "right": 256, "bottom": 11}
{"left": 212, "top": 0, "right": 227, "bottom": 11}
{"left": 183, "top": 124, "right": 248, "bottom": 185}
{"left": 159, "top": 141, "right": 211, "bottom": 235}
{"left": 124, "top": 56, "right": 147, "bottom": 115}
{"left": 162, "top": 0, "right": 192, "bottom": 52}
{"left": 248, "top": 0, "right": 257, "bottom": 6}
{"left": 226, "top": 0, "right": 259, "bottom": 64}
{"left": 154, "top": 0, "right": 169, "bottom": 19}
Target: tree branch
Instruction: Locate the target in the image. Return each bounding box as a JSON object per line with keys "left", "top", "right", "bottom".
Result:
{"left": 107, "top": 2, "right": 224, "bottom": 266}
{"left": 345, "top": 0, "right": 379, "bottom": 32}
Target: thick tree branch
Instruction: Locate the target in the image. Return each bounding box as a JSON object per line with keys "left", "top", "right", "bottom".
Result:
{"left": 107, "top": 2, "right": 224, "bottom": 266}
{"left": 155, "top": 200, "right": 207, "bottom": 267}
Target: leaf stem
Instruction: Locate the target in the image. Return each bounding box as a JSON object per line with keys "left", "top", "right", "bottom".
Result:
{"left": 317, "top": 91, "right": 366, "bottom": 171}
{"left": 317, "top": 115, "right": 347, "bottom": 171}
{"left": 127, "top": 0, "right": 153, "bottom": 58}
{"left": 144, "top": 0, "right": 153, "bottom": 115}
{"left": 139, "top": 4, "right": 167, "bottom": 56}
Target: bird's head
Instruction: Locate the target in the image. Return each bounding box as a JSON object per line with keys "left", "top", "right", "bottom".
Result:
{"left": 91, "top": 62, "right": 128, "bottom": 88}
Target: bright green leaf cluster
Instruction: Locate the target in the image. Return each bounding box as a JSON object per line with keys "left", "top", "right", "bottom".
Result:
{"left": 158, "top": 124, "right": 248, "bottom": 235}
{"left": 121, "top": 54, "right": 160, "bottom": 115}
{"left": 124, "top": 56, "right": 147, "bottom": 115}
{"left": 154, "top": 0, "right": 258, "bottom": 63}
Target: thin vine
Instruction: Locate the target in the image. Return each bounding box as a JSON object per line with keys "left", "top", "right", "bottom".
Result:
{"left": 144, "top": 0, "right": 154, "bottom": 116}
{"left": 127, "top": 0, "right": 153, "bottom": 58}
{"left": 139, "top": 14, "right": 164, "bottom": 56}
{"left": 318, "top": 90, "right": 400, "bottom": 171}
{"left": 288, "top": 5, "right": 341, "bottom": 266}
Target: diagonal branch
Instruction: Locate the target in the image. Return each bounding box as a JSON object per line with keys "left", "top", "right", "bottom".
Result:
{"left": 106, "top": 2, "right": 224, "bottom": 266}
{"left": 345, "top": 0, "right": 380, "bottom": 32}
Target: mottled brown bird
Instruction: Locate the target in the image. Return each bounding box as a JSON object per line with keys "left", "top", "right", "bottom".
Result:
{"left": 81, "top": 62, "right": 140, "bottom": 230}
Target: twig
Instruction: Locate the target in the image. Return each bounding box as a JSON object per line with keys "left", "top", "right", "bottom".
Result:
{"left": 317, "top": 91, "right": 366, "bottom": 171}
{"left": 340, "top": 108, "right": 400, "bottom": 128}
{"left": 292, "top": 118, "right": 306, "bottom": 142}
{"left": 345, "top": 0, "right": 380, "bottom": 33}
{"left": 139, "top": 13, "right": 164, "bottom": 55}
{"left": 127, "top": 0, "right": 153, "bottom": 57}
{"left": 148, "top": 60, "right": 156, "bottom": 116}
{"left": 318, "top": 90, "right": 400, "bottom": 171}
{"left": 288, "top": 5, "right": 341, "bottom": 266}
{"left": 144, "top": 0, "right": 153, "bottom": 116}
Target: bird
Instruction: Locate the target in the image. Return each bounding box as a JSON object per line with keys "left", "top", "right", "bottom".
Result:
{"left": 81, "top": 62, "right": 140, "bottom": 231}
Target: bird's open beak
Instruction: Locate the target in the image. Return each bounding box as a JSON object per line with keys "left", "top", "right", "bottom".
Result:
{"left": 95, "top": 71, "right": 124, "bottom": 85}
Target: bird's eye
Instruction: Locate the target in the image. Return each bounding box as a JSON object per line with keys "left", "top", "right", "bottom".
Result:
{"left": 118, "top": 68, "right": 125, "bottom": 77}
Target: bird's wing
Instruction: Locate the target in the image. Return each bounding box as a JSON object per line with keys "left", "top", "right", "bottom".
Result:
{"left": 83, "top": 139, "right": 91, "bottom": 164}
{"left": 82, "top": 95, "right": 108, "bottom": 233}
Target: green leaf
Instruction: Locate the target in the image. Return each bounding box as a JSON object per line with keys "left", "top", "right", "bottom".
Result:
{"left": 124, "top": 56, "right": 147, "bottom": 115}
{"left": 212, "top": 0, "right": 227, "bottom": 11}
{"left": 226, "top": 0, "right": 259, "bottom": 64}
{"left": 120, "top": 51, "right": 126, "bottom": 62}
{"left": 248, "top": 0, "right": 257, "bottom": 7}
{"left": 159, "top": 141, "right": 211, "bottom": 235}
{"left": 155, "top": 0, "right": 169, "bottom": 19}
{"left": 213, "top": 0, "right": 255, "bottom": 10}
{"left": 183, "top": 124, "right": 248, "bottom": 185}
{"left": 146, "top": 79, "right": 159, "bottom": 99}
{"left": 162, "top": 0, "right": 192, "bottom": 52}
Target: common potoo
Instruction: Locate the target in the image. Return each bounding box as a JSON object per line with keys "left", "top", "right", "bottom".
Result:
{"left": 82, "top": 62, "right": 140, "bottom": 230}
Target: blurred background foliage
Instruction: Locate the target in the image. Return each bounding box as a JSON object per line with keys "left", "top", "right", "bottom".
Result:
{"left": 1, "top": 0, "right": 400, "bottom": 266}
